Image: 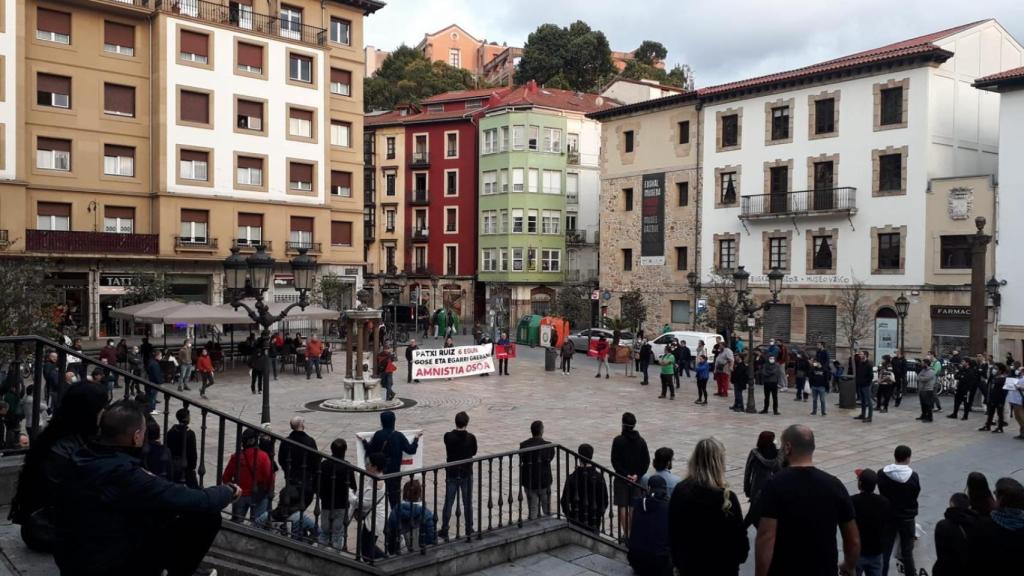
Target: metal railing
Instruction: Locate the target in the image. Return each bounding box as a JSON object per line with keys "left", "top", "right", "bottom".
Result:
{"left": 740, "top": 187, "right": 857, "bottom": 219}
{"left": 157, "top": 0, "right": 326, "bottom": 46}
{"left": 566, "top": 230, "right": 589, "bottom": 245}
{"left": 565, "top": 269, "right": 598, "bottom": 282}
{"left": 410, "top": 189, "right": 429, "bottom": 205}
{"left": 410, "top": 152, "right": 430, "bottom": 166}
{"left": 174, "top": 236, "right": 218, "bottom": 251}
{"left": 26, "top": 230, "right": 158, "bottom": 255}
{"left": 411, "top": 228, "right": 429, "bottom": 242}
{"left": 233, "top": 239, "right": 272, "bottom": 252}
{"left": 98, "top": 0, "right": 154, "bottom": 8}
{"left": 286, "top": 241, "right": 321, "bottom": 254}
{"left": 1, "top": 335, "right": 641, "bottom": 566}
{"left": 567, "top": 150, "right": 580, "bottom": 165}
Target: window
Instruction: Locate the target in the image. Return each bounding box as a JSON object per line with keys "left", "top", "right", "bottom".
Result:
{"left": 279, "top": 6, "right": 303, "bottom": 39}
{"left": 179, "top": 149, "right": 208, "bottom": 181}
{"left": 769, "top": 166, "right": 788, "bottom": 195}
{"left": 103, "top": 145, "right": 135, "bottom": 177}
{"left": 677, "top": 182, "right": 689, "bottom": 206}
{"left": 527, "top": 209, "right": 538, "bottom": 233}
{"left": 445, "top": 208, "right": 457, "bottom": 232}
{"left": 179, "top": 90, "right": 210, "bottom": 125}
{"left": 877, "top": 233, "right": 901, "bottom": 270}
{"left": 448, "top": 48, "right": 461, "bottom": 68}
{"left": 771, "top": 106, "right": 790, "bottom": 141}
{"left": 385, "top": 137, "right": 396, "bottom": 159}
{"left": 237, "top": 213, "right": 263, "bottom": 245}
{"left": 331, "top": 221, "right": 352, "bottom": 247}
{"left": 426, "top": 104, "right": 443, "bottom": 113}
{"left": 813, "top": 161, "right": 834, "bottom": 190}
{"left": 671, "top": 300, "right": 691, "bottom": 324}
{"left": 721, "top": 114, "right": 739, "bottom": 147}
{"left": 624, "top": 130, "right": 635, "bottom": 153}
{"left": 36, "top": 73, "right": 71, "bottom": 109}
{"left": 236, "top": 156, "right": 263, "bottom": 186}
{"left": 566, "top": 173, "right": 579, "bottom": 203}
{"left": 37, "top": 203, "right": 71, "bottom": 231}
{"left": 528, "top": 169, "right": 539, "bottom": 193}
{"left": 499, "top": 169, "right": 508, "bottom": 193}
{"left": 36, "top": 8, "right": 70, "bottom": 44}
{"left": 512, "top": 125, "right": 525, "bottom": 149}
{"left": 446, "top": 246, "right": 458, "bottom": 275}
{"left": 814, "top": 98, "right": 835, "bottom": 134}
{"left": 331, "top": 120, "right": 351, "bottom": 147}
{"left": 446, "top": 132, "right": 458, "bottom": 158}
{"left": 289, "top": 162, "right": 313, "bottom": 191}
{"left": 542, "top": 210, "right": 561, "bottom": 234}
{"left": 445, "top": 170, "right": 458, "bottom": 196}
{"left": 812, "top": 235, "right": 833, "bottom": 270}
{"left": 483, "top": 129, "right": 498, "bottom": 154}
{"left": 623, "top": 188, "right": 634, "bottom": 211}
{"left": 506, "top": 168, "right": 522, "bottom": 193}
{"left": 413, "top": 209, "right": 427, "bottom": 233}
{"left": 482, "top": 211, "right": 497, "bottom": 234}
{"left": 528, "top": 125, "right": 540, "bottom": 150}
{"left": 413, "top": 134, "right": 427, "bottom": 159}
{"left": 384, "top": 209, "right": 396, "bottom": 232}
{"left": 720, "top": 172, "right": 737, "bottom": 204}
{"left": 36, "top": 138, "right": 71, "bottom": 171}
{"left": 498, "top": 248, "right": 509, "bottom": 271}
{"left": 231, "top": 0, "right": 255, "bottom": 30}
{"left": 289, "top": 53, "right": 312, "bottom": 83}
{"left": 414, "top": 246, "right": 427, "bottom": 269}
{"left": 179, "top": 30, "right": 209, "bottom": 64}
{"left": 499, "top": 210, "right": 509, "bottom": 233}
{"left": 622, "top": 248, "right": 633, "bottom": 271}
{"left": 467, "top": 99, "right": 484, "bottom": 110}
{"left": 289, "top": 216, "right": 313, "bottom": 246}
{"left": 236, "top": 99, "right": 263, "bottom": 131}
{"left": 104, "top": 21, "right": 135, "bottom": 56}
{"left": 541, "top": 249, "right": 560, "bottom": 272}
{"left": 718, "top": 239, "right": 736, "bottom": 270}
{"left": 769, "top": 237, "right": 788, "bottom": 270}
{"left": 940, "top": 235, "right": 972, "bottom": 269}
{"left": 288, "top": 108, "right": 313, "bottom": 138}
{"left": 500, "top": 126, "right": 509, "bottom": 150}
{"left": 103, "top": 206, "right": 134, "bottom": 234}
{"left": 104, "top": 84, "right": 135, "bottom": 117}
{"left": 330, "top": 68, "right": 351, "bottom": 96}
{"left": 512, "top": 209, "right": 524, "bottom": 233}
{"left": 677, "top": 121, "right": 690, "bottom": 144}
{"left": 482, "top": 171, "right": 497, "bottom": 195}
{"left": 512, "top": 247, "right": 524, "bottom": 271}
{"left": 482, "top": 249, "right": 497, "bottom": 272}
{"left": 385, "top": 246, "right": 397, "bottom": 271}
{"left": 542, "top": 170, "right": 561, "bottom": 194}
{"left": 331, "top": 171, "right": 352, "bottom": 197}
{"left": 543, "top": 128, "right": 562, "bottom": 153}
{"left": 879, "top": 154, "right": 901, "bottom": 192}
{"left": 880, "top": 87, "right": 903, "bottom": 126}
{"left": 675, "top": 247, "right": 688, "bottom": 271}
{"left": 180, "top": 209, "right": 208, "bottom": 243}
{"left": 330, "top": 17, "right": 351, "bottom": 44}
{"left": 384, "top": 170, "right": 396, "bottom": 196}
{"left": 237, "top": 42, "right": 263, "bottom": 75}
{"left": 565, "top": 213, "right": 577, "bottom": 232}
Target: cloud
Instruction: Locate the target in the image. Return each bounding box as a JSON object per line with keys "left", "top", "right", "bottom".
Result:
{"left": 366, "top": 0, "right": 1024, "bottom": 87}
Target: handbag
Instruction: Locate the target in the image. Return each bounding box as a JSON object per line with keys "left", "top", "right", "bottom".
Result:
{"left": 803, "top": 381, "right": 811, "bottom": 394}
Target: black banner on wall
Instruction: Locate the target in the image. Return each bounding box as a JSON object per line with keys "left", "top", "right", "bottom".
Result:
{"left": 640, "top": 172, "right": 665, "bottom": 265}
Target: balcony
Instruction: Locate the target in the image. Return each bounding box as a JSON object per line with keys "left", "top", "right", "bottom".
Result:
{"left": 567, "top": 150, "right": 580, "bottom": 165}
{"left": 739, "top": 187, "right": 857, "bottom": 220}
{"left": 233, "top": 239, "right": 272, "bottom": 252}
{"left": 566, "top": 192, "right": 578, "bottom": 205}
{"left": 26, "top": 230, "right": 158, "bottom": 255}
{"left": 157, "top": 0, "right": 326, "bottom": 46}
{"left": 409, "top": 189, "right": 430, "bottom": 206}
{"left": 174, "top": 236, "right": 218, "bottom": 252}
{"left": 565, "top": 269, "right": 598, "bottom": 282}
{"left": 566, "top": 229, "right": 590, "bottom": 245}
{"left": 410, "top": 151, "right": 430, "bottom": 167}
{"left": 411, "top": 228, "right": 429, "bottom": 242}
{"left": 286, "top": 241, "right": 321, "bottom": 254}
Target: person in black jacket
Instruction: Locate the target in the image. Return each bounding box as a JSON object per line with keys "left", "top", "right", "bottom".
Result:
{"left": 967, "top": 477, "right": 1024, "bottom": 575}
{"left": 278, "top": 416, "right": 321, "bottom": 510}
{"left": 144, "top": 351, "right": 164, "bottom": 415}
{"left": 627, "top": 476, "right": 672, "bottom": 576}
{"left": 853, "top": 351, "right": 874, "bottom": 422}
{"left": 932, "top": 492, "right": 975, "bottom": 576}
{"left": 440, "top": 411, "right": 477, "bottom": 538}
{"left": 143, "top": 419, "right": 172, "bottom": 481}
{"left": 877, "top": 445, "right": 921, "bottom": 576}
{"left": 892, "top": 350, "right": 908, "bottom": 407}
{"left": 405, "top": 339, "right": 420, "bottom": 384}
{"left": 851, "top": 469, "right": 890, "bottom": 576}
{"left": 730, "top": 356, "right": 749, "bottom": 412}
{"left": 54, "top": 400, "right": 237, "bottom": 576}
{"left": 670, "top": 438, "right": 748, "bottom": 576}
{"left": 561, "top": 443, "right": 608, "bottom": 533}
{"left": 166, "top": 408, "right": 199, "bottom": 488}
{"left": 42, "top": 352, "right": 61, "bottom": 413}
{"left": 639, "top": 339, "right": 653, "bottom": 385}
{"left": 318, "top": 438, "right": 357, "bottom": 550}
{"left": 362, "top": 410, "right": 421, "bottom": 508}
{"left": 742, "top": 431, "right": 780, "bottom": 528}
{"left": 949, "top": 358, "right": 978, "bottom": 420}
{"left": 519, "top": 420, "right": 555, "bottom": 520}
{"left": 611, "top": 412, "right": 650, "bottom": 540}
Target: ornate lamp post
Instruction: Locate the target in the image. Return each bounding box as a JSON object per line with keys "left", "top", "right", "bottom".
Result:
{"left": 687, "top": 271, "right": 701, "bottom": 329}
{"left": 734, "top": 266, "right": 784, "bottom": 413}
{"left": 894, "top": 293, "right": 909, "bottom": 354}
{"left": 987, "top": 276, "right": 1003, "bottom": 359}
{"left": 223, "top": 245, "right": 316, "bottom": 424}
{"left": 969, "top": 216, "right": 992, "bottom": 355}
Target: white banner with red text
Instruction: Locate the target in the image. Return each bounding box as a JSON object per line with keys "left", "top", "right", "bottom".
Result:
{"left": 411, "top": 344, "right": 495, "bottom": 380}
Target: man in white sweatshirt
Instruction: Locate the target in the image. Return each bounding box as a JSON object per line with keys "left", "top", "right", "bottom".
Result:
{"left": 876, "top": 445, "right": 921, "bottom": 576}
{"left": 356, "top": 452, "right": 388, "bottom": 559}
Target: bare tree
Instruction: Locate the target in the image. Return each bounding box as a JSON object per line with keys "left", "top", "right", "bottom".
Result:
{"left": 0, "top": 259, "right": 59, "bottom": 339}
{"left": 556, "top": 285, "right": 592, "bottom": 329}
{"left": 697, "top": 272, "right": 740, "bottom": 338}
{"left": 619, "top": 288, "right": 648, "bottom": 334}
{"left": 837, "top": 278, "right": 871, "bottom": 362}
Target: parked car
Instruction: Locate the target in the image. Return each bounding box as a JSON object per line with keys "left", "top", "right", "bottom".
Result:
{"left": 568, "top": 328, "right": 634, "bottom": 352}
{"left": 648, "top": 331, "right": 725, "bottom": 358}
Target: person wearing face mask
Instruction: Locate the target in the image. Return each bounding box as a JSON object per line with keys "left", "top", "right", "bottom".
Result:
{"left": 758, "top": 355, "right": 784, "bottom": 415}
{"left": 54, "top": 400, "right": 238, "bottom": 576}
{"left": 915, "top": 357, "right": 936, "bottom": 423}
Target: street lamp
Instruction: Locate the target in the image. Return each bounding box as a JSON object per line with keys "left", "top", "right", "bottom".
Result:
{"left": 734, "top": 266, "right": 784, "bottom": 413}
{"left": 687, "top": 271, "right": 701, "bottom": 329}
{"left": 969, "top": 216, "right": 992, "bottom": 355}
{"left": 987, "top": 276, "right": 1003, "bottom": 359}
{"left": 223, "top": 245, "right": 316, "bottom": 423}
{"left": 894, "top": 293, "right": 909, "bottom": 354}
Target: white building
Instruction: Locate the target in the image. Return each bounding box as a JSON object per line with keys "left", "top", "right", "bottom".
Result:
{"left": 976, "top": 66, "right": 1024, "bottom": 360}
{"left": 600, "top": 78, "right": 688, "bottom": 105}
{"left": 565, "top": 114, "right": 603, "bottom": 284}
{"left": 699, "top": 20, "right": 1022, "bottom": 358}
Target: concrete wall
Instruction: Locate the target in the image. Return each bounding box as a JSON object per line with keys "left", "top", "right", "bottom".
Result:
{"left": 995, "top": 88, "right": 1024, "bottom": 358}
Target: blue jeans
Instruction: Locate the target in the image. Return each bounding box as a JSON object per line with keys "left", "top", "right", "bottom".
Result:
{"left": 306, "top": 357, "right": 321, "bottom": 378}
{"left": 857, "top": 553, "right": 882, "bottom": 576}
{"left": 232, "top": 495, "right": 269, "bottom": 524}
{"left": 858, "top": 386, "right": 874, "bottom": 419}
{"left": 318, "top": 507, "right": 349, "bottom": 549}
{"left": 732, "top": 387, "right": 745, "bottom": 409}
{"left": 441, "top": 475, "right": 473, "bottom": 534}
{"left": 811, "top": 386, "right": 827, "bottom": 415}
{"left": 178, "top": 365, "right": 194, "bottom": 387}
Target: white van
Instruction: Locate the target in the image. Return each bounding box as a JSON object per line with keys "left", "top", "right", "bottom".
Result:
{"left": 648, "top": 331, "right": 725, "bottom": 358}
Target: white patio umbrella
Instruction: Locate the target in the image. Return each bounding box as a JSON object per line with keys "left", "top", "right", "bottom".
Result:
{"left": 217, "top": 300, "right": 340, "bottom": 321}
{"left": 110, "top": 299, "right": 182, "bottom": 321}
{"left": 155, "top": 302, "right": 253, "bottom": 325}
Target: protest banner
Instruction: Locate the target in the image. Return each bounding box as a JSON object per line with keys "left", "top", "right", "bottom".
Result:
{"left": 355, "top": 429, "right": 424, "bottom": 470}
{"left": 411, "top": 344, "right": 495, "bottom": 379}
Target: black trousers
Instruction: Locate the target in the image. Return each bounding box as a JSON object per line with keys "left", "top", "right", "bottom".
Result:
{"left": 639, "top": 360, "right": 649, "bottom": 383}
{"left": 881, "top": 518, "right": 916, "bottom": 576}
{"left": 878, "top": 385, "right": 893, "bottom": 410}
{"left": 498, "top": 359, "right": 509, "bottom": 375}
{"left": 561, "top": 357, "right": 572, "bottom": 372}
{"left": 407, "top": 362, "right": 413, "bottom": 383}
{"left": 985, "top": 390, "right": 1008, "bottom": 428}
{"left": 79, "top": 511, "right": 222, "bottom": 576}
{"left": 762, "top": 385, "right": 778, "bottom": 413}
{"left": 251, "top": 369, "right": 264, "bottom": 393}
{"left": 660, "top": 374, "right": 674, "bottom": 398}
{"left": 968, "top": 380, "right": 986, "bottom": 407}
{"left": 696, "top": 377, "right": 708, "bottom": 402}
{"left": 952, "top": 385, "right": 972, "bottom": 417}
{"left": 894, "top": 372, "right": 906, "bottom": 403}
{"left": 919, "top": 390, "right": 934, "bottom": 421}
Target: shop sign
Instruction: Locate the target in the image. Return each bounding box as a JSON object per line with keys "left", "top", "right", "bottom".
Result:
{"left": 930, "top": 305, "right": 972, "bottom": 319}
{"left": 100, "top": 274, "right": 139, "bottom": 288}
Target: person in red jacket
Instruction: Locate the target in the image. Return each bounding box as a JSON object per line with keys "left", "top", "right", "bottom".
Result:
{"left": 594, "top": 336, "right": 611, "bottom": 379}
{"left": 222, "top": 428, "right": 274, "bottom": 524}
{"left": 196, "top": 348, "right": 215, "bottom": 399}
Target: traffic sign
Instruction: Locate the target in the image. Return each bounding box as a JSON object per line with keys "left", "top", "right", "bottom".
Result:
{"left": 591, "top": 289, "right": 600, "bottom": 300}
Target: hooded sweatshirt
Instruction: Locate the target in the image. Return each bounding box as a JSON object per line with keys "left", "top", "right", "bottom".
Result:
{"left": 627, "top": 476, "right": 671, "bottom": 567}
{"left": 611, "top": 428, "right": 650, "bottom": 480}
{"left": 967, "top": 506, "right": 1024, "bottom": 574}
{"left": 932, "top": 506, "right": 976, "bottom": 576}
{"left": 743, "top": 447, "right": 781, "bottom": 501}
{"left": 876, "top": 463, "right": 920, "bottom": 520}
{"left": 365, "top": 411, "right": 418, "bottom": 474}
{"left": 669, "top": 479, "right": 748, "bottom": 575}
{"left": 443, "top": 429, "right": 477, "bottom": 480}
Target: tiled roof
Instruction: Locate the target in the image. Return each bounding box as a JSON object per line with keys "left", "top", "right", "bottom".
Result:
{"left": 494, "top": 85, "right": 619, "bottom": 114}
{"left": 364, "top": 110, "right": 409, "bottom": 127}
{"left": 420, "top": 88, "right": 512, "bottom": 104}
{"left": 401, "top": 109, "right": 478, "bottom": 124}
{"left": 974, "top": 65, "right": 1024, "bottom": 89}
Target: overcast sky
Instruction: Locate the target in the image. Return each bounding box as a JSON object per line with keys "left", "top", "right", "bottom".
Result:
{"left": 364, "top": 0, "right": 1024, "bottom": 87}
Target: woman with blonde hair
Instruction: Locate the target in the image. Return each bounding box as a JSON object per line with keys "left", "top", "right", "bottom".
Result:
{"left": 669, "top": 438, "right": 749, "bottom": 575}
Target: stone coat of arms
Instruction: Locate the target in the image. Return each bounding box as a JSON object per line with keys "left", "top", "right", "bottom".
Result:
{"left": 947, "top": 187, "right": 973, "bottom": 220}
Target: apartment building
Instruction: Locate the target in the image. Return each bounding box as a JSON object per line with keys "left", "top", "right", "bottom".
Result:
{"left": 0, "top": 0, "right": 382, "bottom": 338}
{"left": 363, "top": 108, "right": 407, "bottom": 278}
{"left": 478, "top": 82, "right": 611, "bottom": 331}
{"left": 695, "top": 20, "right": 1020, "bottom": 358}
{"left": 587, "top": 92, "right": 701, "bottom": 330}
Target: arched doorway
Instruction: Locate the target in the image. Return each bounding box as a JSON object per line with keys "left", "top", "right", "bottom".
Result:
{"left": 530, "top": 286, "right": 555, "bottom": 316}
{"left": 874, "top": 307, "right": 898, "bottom": 363}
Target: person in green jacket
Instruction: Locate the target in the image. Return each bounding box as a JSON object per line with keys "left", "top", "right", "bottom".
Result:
{"left": 658, "top": 351, "right": 677, "bottom": 400}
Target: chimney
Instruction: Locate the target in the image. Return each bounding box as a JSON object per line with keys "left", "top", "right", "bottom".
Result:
{"left": 527, "top": 79, "right": 539, "bottom": 93}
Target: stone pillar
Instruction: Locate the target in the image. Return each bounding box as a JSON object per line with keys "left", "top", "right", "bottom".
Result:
{"left": 969, "top": 218, "right": 991, "bottom": 356}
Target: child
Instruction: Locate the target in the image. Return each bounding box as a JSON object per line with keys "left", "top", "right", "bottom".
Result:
{"left": 695, "top": 355, "right": 710, "bottom": 405}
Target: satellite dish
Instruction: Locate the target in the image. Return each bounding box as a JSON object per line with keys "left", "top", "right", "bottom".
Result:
{"left": 595, "top": 96, "right": 604, "bottom": 106}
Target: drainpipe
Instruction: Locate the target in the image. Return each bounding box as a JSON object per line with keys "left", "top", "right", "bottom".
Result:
{"left": 694, "top": 99, "right": 703, "bottom": 291}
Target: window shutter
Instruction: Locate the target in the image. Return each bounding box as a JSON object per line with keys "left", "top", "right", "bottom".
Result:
{"left": 290, "top": 163, "right": 313, "bottom": 182}
{"left": 38, "top": 74, "right": 70, "bottom": 95}
{"left": 290, "top": 216, "right": 313, "bottom": 233}
{"left": 104, "top": 206, "right": 135, "bottom": 219}
{"left": 104, "top": 21, "right": 134, "bottom": 47}
{"left": 236, "top": 0, "right": 254, "bottom": 5}
{"left": 37, "top": 137, "right": 71, "bottom": 152}
{"left": 37, "top": 8, "right": 71, "bottom": 35}
{"left": 180, "top": 30, "right": 209, "bottom": 56}
{"left": 289, "top": 107, "right": 313, "bottom": 121}
{"left": 238, "top": 43, "right": 262, "bottom": 67}
{"left": 237, "top": 156, "right": 262, "bottom": 169}
{"left": 330, "top": 68, "right": 351, "bottom": 84}
{"left": 180, "top": 149, "right": 208, "bottom": 162}
{"left": 238, "top": 213, "right": 263, "bottom": 227}
{"left": 104, "top": 144, "right": 134, "bottom": 158}
{"left": 104, "top": 84, "right": 135, "bottom": 115}
{"left": 237, "top": 99, "right": 263, "bottom": 119}
{"left": 181, "top": 209, "right": 208, "bottom": 223}
{"left": 180, "top": 91, "right": 209, "bottom": 124}
{"left": 38, "top": 202, "right": 71, "bottom": 217}
{"left": 331, "top": 171, "right": 351, "bottom": 189}
{"left": 331, "top": 221, "right": 352, "bottom": 245}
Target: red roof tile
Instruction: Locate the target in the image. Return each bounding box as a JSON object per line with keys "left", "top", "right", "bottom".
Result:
{"left": 364, "top": 110, "right": 410, "bottom": 127}
{"left": 421, "top": 88, "right": 512, "bottom": 104}
{"left": 494, "top": 84, "right": 618, "bottom": 113}
{"left": 974, "top": 65, "right": 1024, "bottom": 88}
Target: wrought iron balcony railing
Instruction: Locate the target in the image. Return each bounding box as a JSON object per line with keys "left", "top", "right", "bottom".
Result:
{"left": 26, "top": 230, "right": 158, "bottom": 255}
{"left": 174, "top": 236, "right": 218, "bottom": 251}
{"left": 739, "top": 187, "right": 856, "bottom": 219}
{"left": 286, "top": 241, "right": 321, "bottom": 254}
{"left": 158, "top": 0, "right": 326, "bottom": 46}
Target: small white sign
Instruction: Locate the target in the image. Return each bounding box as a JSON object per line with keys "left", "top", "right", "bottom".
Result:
{"left": 591, "top": 289, "right": 600, "bottom": 301}
{"left": 748, "top": 317, "right": 756, "bottom": 327}
{"left": 640, "top": 256, "right": 666, "bottom": 266}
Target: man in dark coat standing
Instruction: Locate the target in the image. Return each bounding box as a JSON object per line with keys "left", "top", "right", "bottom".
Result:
{"left": 561, "top": 443, "right": 608, "bottom": 533}
{"left": 405, "top": 339, "right": 420, "bottom": 383}
{"left": 278, "top": 416, "right": 321, "bottom": 510}
{"left": 611, "top": 412, "right": 650, "bottom": 541}
{"left": 166, "top": 408, "right": 199, "bottom": 488}
{"left": 519, "top": 420, "right": 555, "bottom": 520}
{"left": 853, "top": 351, "right": 874, "bottom": 423}
{"left": 362, "top": 411, "right": 421, "bottom": 508}
{"left": 144, "top": 350, "right": 164, "bottom": 415}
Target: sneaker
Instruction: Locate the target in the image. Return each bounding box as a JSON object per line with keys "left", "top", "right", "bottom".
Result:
{"left": 150, "top": 410, "right": 161, "bottom": 416}
{"left": 605, "top": 374, "right": 609, "bottom": 379}
{"left": 595, "top": 374, "right": 601, "bottom": 378}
